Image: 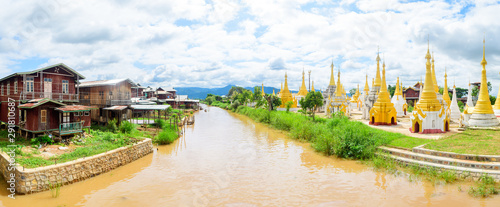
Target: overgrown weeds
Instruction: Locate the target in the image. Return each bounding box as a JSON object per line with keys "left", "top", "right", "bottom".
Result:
{"left": 469, "top": 174, "right": 499, "bottom": 197}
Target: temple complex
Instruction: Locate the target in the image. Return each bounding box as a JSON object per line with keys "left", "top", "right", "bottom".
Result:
{"left": 410, "top": 41, "right": 450, "bottom": 133}
{"left": 362, "top": 49, "right": 382, "bottom": 119}
{"left": 369, "top": 60, "right": 397, "bottom": 125}
{"left": 279, "top": 72, "right": 298, "bottom": 108}
{"left": 468, "top": 38, "right": 499, "bottom": 127}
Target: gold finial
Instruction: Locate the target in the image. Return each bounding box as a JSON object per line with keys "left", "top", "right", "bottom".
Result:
{"left": 329, "top": 60, "right": 335, "bottom": 86}
{"left": 481, "top": 35, "right": 487, "bottom": 67}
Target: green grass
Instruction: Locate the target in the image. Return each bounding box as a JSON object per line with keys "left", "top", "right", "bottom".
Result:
{"left": 425, "top": 129, "right": 500, "bottom": 155}
{"left": 468, "top": 174, "right": 499, "bottom": 197}
{"left": 387, "top": 136, "right": 433, "bottom": 149}
{"left": 154, "top": 125, "right": 179, "bottom": 145}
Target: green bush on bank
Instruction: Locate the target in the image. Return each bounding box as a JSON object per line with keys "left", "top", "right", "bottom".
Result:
{"left": 233, "top": 106, "right": 405, "bottom": 160}
{"left": 156, "top": 125, "right": 179, "bottom": 145}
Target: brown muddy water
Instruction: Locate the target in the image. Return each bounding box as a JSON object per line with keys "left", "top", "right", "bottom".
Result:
{"left": 0, "top": 106, "right": 499, "bottom": 206}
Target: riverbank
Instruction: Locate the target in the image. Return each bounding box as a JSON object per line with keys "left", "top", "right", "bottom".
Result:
{"left": 229, "top": 105, "right": 500, "bottom": 197}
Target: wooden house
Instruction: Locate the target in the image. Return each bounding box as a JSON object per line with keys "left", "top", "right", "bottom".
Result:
{"left": 18, "top": 99, "right": 91, "bottom": 138}
{"left": 143, "top": 86, "right": 155, "bottom": 99}
{"left": 78, "top": 79, "right": 136, "bottom": 124}
{"left": 131, "top": 84, "right": 146, "bottom": 98}
{"left": 0, "top": 63, "right": 89, "bottom": 138}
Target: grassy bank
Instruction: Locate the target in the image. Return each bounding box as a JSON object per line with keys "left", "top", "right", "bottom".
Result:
{"left": 234, "top": 106, "right": 425, "bottom": 159}
{"left": 425, "top": 129, "right": 500, "bottom": 155}
{"left": 0, "top": 121, "right": 151, "bottom": 168}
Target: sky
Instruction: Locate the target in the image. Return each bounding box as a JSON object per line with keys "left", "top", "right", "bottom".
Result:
{"left": 1, "top": 0, "right": 500, "bottom": 95}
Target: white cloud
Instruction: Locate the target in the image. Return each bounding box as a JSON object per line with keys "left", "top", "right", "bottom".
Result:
{"left": 0, "top": 0, "right": 499, "bottom": 96}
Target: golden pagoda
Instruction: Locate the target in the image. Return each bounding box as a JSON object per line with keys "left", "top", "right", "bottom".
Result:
{"left": 261, "top": 82, "right": 265, "bottom": 97}
{"left": 311, "top": 81, "right": 315, "bottom": 92}
{"left": 272, "top": 89, "right": 276, "bottom": 96}
{"left": 369, "top": 59, "right": 397, "bottom": 125}
{"left": 297, "top": 68, "right": 308, "bottom": 96}
{"left": 431, "top": 52, "right": 439, "bottom": 93}
{"left": 279, "top": 72, "right": 298, "bottom": 108}
{"left": 322, "top": 61, "right": 337, "bottom": 114}
{"left": 364, "top": 75, "right": 370, "bottom": 94}
{"left": 494, "top": 72, "right": 500, "bottom": 117}
{"left": 442, "top": 68, "right": 451, "bottom": 107}
{"left": 468, "top": 37, "right": 499, "bottom": 126}
{"left": 410, "top": 39, "right": 450, "bottom": 133}
{"left": 329, "top": 61, "right": 335, "bottom": 86}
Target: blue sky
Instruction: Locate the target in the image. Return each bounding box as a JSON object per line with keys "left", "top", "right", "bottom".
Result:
{"left": 0, "top": 0, "right": 499, "bottom": 95}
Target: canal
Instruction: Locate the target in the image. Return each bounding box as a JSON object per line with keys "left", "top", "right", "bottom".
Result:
{"left": 0, "top": 106, "right": 499, "bottom": 206}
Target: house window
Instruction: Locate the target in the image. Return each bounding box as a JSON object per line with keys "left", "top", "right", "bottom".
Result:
{"left": 26, "top": 77, "right": 34, "bottom": 92}
{"left": 75, "top": 111, "right": 80, "bottom": 116}
{"left": 84, "top": 111, "right": 90, "bottom": 116}
{"left": 14, "top": 80, "right": 17, "bottom": 94}
{"left": 62, "top": 80, "right": 69, "bottom": 94}
{"left": 6, "top": 81, "right": 9, "bottom": 95}
{"left": 63, "top": 112, "right": 70, "bottom": 123}
{"left": 41, "top": 110, "right": 47, "bottom": 123}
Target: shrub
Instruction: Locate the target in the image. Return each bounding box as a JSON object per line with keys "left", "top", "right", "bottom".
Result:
{"left": 31, "top": 135, "right": 53, "bottom": 145}
{"left": 156, "top": 126, "right": 179, "bottom": 145}
{"left": 119, "top": 121, "right": 135, "bottom": 134}
{"left": 331, "top": 121, "right": 382, "bottom": 159}
{"left": 107, "top": 119, "right": 118, "bottom": 132}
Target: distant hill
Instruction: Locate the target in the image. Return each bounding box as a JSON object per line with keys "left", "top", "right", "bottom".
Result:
{"left": 175, "top": 85, "right": 291, "bottom": 99}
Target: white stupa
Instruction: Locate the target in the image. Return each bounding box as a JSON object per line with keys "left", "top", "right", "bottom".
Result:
{"left": 449, "top": 83, "right": 461, "bottom": 121}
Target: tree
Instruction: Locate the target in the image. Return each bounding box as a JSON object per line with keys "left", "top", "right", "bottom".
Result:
{"left": 264, "top": 94, "right": 281, "bottom": 111}
{"left": 205, "top": 96, "right": 215, "bottom": 105}
{"left": 349, "top": 88, "right": 356, "bottom": 96}
{"left": 490, "top": 95, "right": 497, "bottom": 105}
{"left": 457, "top": 101, "right": 464, "bottom": 112}
{"left": 214, "top": 95, "right": 222, "bottom": 101}
{"left": 285, "top": 101, "right": 293, "bottom": 113}
{"left": 253, "top": 86, "right": 262, "bottom": 101}
{"left": 227, "top": 86, "right": 245, "bottom": 97}
{"left": 387, "top": 85, "right": 396, "bottom": 97}
{"left": 299, "top": 91, "right": 324, "bottom": 121}
{"left": 455, "top": 87, "right": 467, "bottom": 98}
{"left": 241, "top": 90, "right": 253, "bottom": 106}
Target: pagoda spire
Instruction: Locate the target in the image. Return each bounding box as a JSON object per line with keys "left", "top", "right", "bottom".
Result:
{"left": 311, "top": 81, "right": 315, "bottom": 92}
{"left": 329, "top": 60, "right": 335, "bottom": 86}
{"left": 416, "top": 39, "right": 441, "bottom": 111}
{"left": 374, "top": 47, "right": 382, "bottom": 87}
{"left": 473, "top": 37, "right": 495, "bottom": 114}
{"left": 364, "top": 74, "right": 370, "bottom": 93}
{"left": 261, "top": 82, "right": 265, "bottom": 96}
{"left": 442, "top": 67, "right": 451, "bottom": 106}
{"left": 335, "top": 70, "right": 342, "bottom": 96}
{"left": 297, "top": 67, "right": 308, "bottom": 96}
{"left": 395, "top": 77, "right": 401, "bottom": 96}
{"left": 431, "top": 52, "right": 439, "bottom": 93}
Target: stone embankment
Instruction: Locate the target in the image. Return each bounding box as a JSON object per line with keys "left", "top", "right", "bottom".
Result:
{"left": 378, "top": 145, "right": 500, "bottom": 181}
{"left": 0, "top": 138, "right": 153, "bottom": 194}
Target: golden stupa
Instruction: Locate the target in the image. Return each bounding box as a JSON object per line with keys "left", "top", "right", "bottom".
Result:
{"left": 442, "top": 68, "right": 451, "bottom": 107}
{"left": 369, "top": 59, "right": 397, "bottom": 125}
{"left": 297, "top": 69, "right": 308, "bottom": 97}
{"left": 311, "top": 81, "right": 315, "bottom": 92}
{"left": 410, "top": 39, "right": 450, "bottom": 133}
{"left": 279, "top": 72, "right": 298, "bottom": 108}
{"left": 261, "top": 82, "right": 265, "bottom": 97}
{"left": 468, "top": 37, "right": 499, "bottom": 126}
{"left": 431, "top": 53, "right": 439, "bottom": 93}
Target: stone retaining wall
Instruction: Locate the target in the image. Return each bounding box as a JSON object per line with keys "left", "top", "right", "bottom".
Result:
{"left": 0, "top": 138, "right": 153, "bottom": 194}
{"left": 414, "top": 145, "right": 500, "bottom": 162}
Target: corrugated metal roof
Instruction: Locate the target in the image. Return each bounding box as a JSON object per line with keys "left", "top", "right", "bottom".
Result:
{"left": 129, "top": 105, "right": 170, "bottom": 110}
{"left": 19, "top": 98, "right": 66, "bottom": 109}
{"left": 79, "top": 78, "right": 137, "bottom": 87}
{"left": 0, "top": 63, "right": 85, "bottom": 82}
{"left": 56, "top": 105, "right": 92, "bottom": 112}
{"left": 103, "top": 105, "right": 128, "bottom": 110}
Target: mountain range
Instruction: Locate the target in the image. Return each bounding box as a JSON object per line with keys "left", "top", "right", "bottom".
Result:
{"left": 175, "top": 85, "right": 297, "bottom": 99}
